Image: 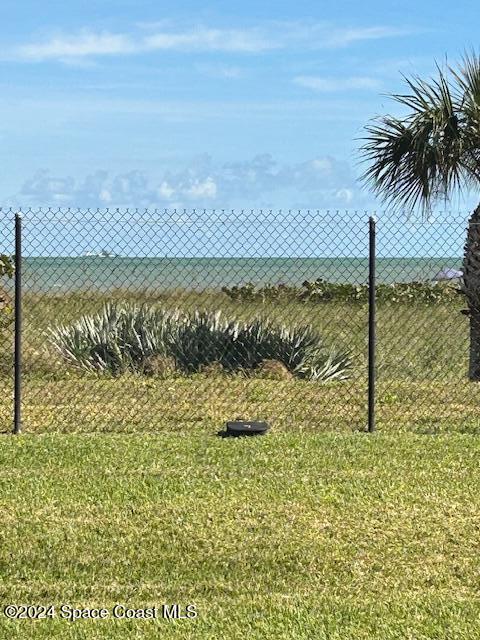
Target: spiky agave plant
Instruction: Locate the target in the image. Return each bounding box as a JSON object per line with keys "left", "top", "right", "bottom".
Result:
{"left": 171, "top": 310, "right": 239, "bottom": 373}
{"left": 47, "top": 302, "right": 181, "bottom": 374}
{"left": 231, "top": 321, "right": 318, "bottom": 370}
{"left": 229, "top": 318, "right": 352, "bottom": 381}
{"left": 296, "top": 346, "right": 353, "bottom": 382}
{"left": 113, "top": 303, "right": 181, "bottom": 363}
{"left": 48, "top": 303, "right": 352, "bottom": 381}
{"left": 360, "top": 52, "right": 480, "bottom": 379}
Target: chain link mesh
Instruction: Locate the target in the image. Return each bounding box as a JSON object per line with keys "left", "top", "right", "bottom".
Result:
{"left": 0, "top": 213, "right": 14, "bottom": 430}
{"left": 375, "top": 214, "right": 471, "bottom": 432}
{"left": 0, "top": 207, "right": 475, "bottom": 434}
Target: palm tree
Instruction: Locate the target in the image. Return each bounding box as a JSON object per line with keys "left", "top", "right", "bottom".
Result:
{"left": 360, "top": 53, "right": 480, "bottom": 380}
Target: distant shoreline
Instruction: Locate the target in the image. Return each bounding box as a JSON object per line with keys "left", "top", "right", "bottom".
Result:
{"left": 8, "top": 256, "right": 463, "bottom": 293}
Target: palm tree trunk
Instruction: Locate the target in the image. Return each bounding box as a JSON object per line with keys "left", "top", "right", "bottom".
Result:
{"left": 463, "top": 204, "right": 480, "bottom": 380}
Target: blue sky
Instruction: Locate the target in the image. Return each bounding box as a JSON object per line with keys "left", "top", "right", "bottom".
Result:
{"left": 1, "top": 0, "right": 478, "bottom": 211}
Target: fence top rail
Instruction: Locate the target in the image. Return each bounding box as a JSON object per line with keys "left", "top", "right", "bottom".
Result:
{"left": 0, "top": 206, "right": 475, "bottom": 224}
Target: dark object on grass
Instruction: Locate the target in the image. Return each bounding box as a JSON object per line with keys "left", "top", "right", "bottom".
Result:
{"left": 225, "top": 420, "right": 269, "bottom": 436}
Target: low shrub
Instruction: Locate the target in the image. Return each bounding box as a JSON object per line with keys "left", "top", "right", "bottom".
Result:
{"left": 222, "top": 278, "right": 460, "bottom": 305}
{"left": 0, "top": 255, "right": 14, "bottom": 279}
{"left": 47, "top": 304, "right": 181, "bottom": 374}
{"left": 48, "top": 303, "right": 352, "bottom": 382}
{"left": 0, "top": 254, "right": 14, "bottom": 332}
{"left": 171, "top": 310, "right": 237, "bottom": 373}
{"left": 221, "top": 282, "right": 299, "bottom": 302}
{"left": 0, "top": 290, "right": 13, "bottom": 331}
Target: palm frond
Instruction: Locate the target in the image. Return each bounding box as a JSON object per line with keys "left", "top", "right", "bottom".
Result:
{"left": 359, "top": 56, "right": 480, "bottom": 210}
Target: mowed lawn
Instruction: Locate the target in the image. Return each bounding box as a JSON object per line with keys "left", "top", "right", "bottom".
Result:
{"left": 0, "top": 292, "right": 479, "bottom": 638}
{"left": 0, "top": 432, "right": 480, "bottom": 639}
{"left": 1, "top": 291, "right": 479, "bottom": 435}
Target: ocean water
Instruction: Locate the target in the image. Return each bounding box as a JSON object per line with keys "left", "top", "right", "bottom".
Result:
{"left": 18, "top": 257, "right": 463, "bottom": 294}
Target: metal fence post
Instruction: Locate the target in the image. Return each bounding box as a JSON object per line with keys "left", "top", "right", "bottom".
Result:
{"left": 368, "top": 215, "right": 376, "bottom": 433}
{"left": 13, "top": 212, "right": 22, "bottom": 434}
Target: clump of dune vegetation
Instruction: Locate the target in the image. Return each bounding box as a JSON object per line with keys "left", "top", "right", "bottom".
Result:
{"left": 47, "top": 302, "right": 352, "bottom": 382}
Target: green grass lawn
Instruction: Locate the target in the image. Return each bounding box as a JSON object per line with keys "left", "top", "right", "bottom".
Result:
{"left": 0, "top": 292, "right": 479, "bottom": 637}
{"left": 2, "top": 375, "right": 480, "bottom": 435}
{"left": 0, "top": 290, "right": 477, "bottom": 434}
{"left": 1, "top": 432, "right": 480, "bottom": 639}
{"left": 10, "top": 290, "right": 472, "bottom": 385}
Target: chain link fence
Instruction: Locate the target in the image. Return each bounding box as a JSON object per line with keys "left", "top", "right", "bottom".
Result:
{"left": 375, "top": 216, "right": 470, "bottom": 432}
{"left": 0, "top": 207, "right": 475, "bottom": 434}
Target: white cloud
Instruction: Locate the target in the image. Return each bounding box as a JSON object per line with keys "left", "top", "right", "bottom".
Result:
{"left": 11, "top": 26, "right": 276, "bottom": 62}
{"left": 334, "top": 188, "right": 354, "bottom": 204}
{"left": 14, "top": 154, "right": 364, "bottom": 208}
{"left": 195, "top": 63, "right": 244, "bottom": 79}
{"left": 294, "top": 75, "right": 381, "bottom": 92}
{"left": 323, "top": 26, "right": 415, "bottom": 48}
{"left": 8, "top": 22, "right": 419, "bottom": 62}
{"left": 17, "top": 32, "right": 135, "bottom": 61}
{"left": 99, "top": 189, "right": 112, "bottom": 203}
{"left": 186, "top": 177, "right": 218, "bottom": 199}
{"left": 144, "top": 28, "right": 275, "bottom": 53}
{"left": 157, "top": 181, "right": 176, "bottom": 199}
